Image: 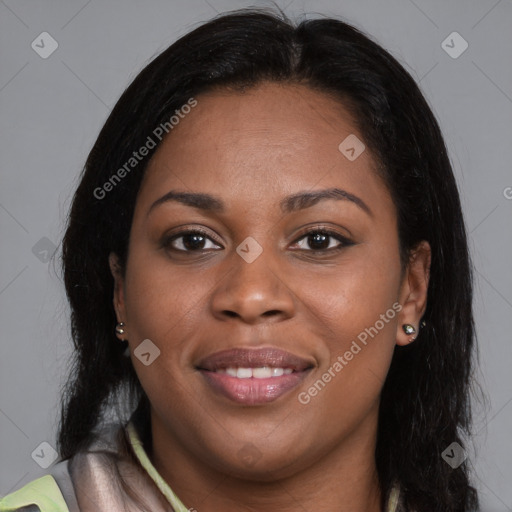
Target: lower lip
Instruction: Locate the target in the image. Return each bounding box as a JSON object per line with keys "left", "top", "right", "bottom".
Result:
{"left": 199, "top": 370, "right": 310, "bottom": 405}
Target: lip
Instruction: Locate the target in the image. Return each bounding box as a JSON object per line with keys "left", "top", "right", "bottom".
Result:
{"left": 196, "top": 347, "right": 314, "bottom": 405}
{"left": 197, "top": 347, "right": 313, "bottom": 372}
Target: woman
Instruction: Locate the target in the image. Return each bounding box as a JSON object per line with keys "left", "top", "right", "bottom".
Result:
{"left": 0, "top": 7, "right": 479, "bottom": 512}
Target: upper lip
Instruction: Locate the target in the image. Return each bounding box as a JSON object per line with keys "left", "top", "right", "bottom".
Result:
{"left": 196, "top": 347, "right": 314, "bottom": 372}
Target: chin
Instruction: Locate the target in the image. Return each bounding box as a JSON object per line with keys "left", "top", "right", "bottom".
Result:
{"left": 201, "top": 438, "right": 319, "bottom": 482}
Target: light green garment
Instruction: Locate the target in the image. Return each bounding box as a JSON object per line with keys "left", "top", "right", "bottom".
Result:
{"left": 0, "top": 421, "right": 403, "bottom": 512}
{"left": 0, "top": 422, "right": 189, "bottom": 512}
{"left": 0, "top": 475, "right": 69, "bottom": 512}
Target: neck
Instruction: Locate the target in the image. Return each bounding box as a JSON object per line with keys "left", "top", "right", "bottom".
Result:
{"left": 149, "top": 410, "right": 383, "bottom": 512}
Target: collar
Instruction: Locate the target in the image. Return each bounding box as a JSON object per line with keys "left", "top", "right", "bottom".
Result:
{"left": 126, "top": 421, "right": 402, "bottom": 512}
{"left": 126, "top": 421, "right": 190, "bottom": 512}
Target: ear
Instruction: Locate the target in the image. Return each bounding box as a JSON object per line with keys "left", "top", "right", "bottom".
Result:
{"left": 109, "top": 252, "right": 127, "bottom": 341}
{"left": 396, "top": 240, "right": 431, "bottom": 346}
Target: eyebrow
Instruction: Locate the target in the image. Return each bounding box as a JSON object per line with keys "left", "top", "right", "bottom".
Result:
{"left": 148, "top": 187, "right": 373, "bottom": 217}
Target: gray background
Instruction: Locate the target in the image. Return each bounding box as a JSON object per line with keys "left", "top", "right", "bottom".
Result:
{"left": 0, "top": 0, "right": 511, "bottom": 510}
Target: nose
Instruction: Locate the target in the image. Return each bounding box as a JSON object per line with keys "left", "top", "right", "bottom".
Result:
{"left": 210, "top": 247, "right": 296, "bottom": 325}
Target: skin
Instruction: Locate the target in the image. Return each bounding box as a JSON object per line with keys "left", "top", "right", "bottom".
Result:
{"left": 109, "top": 81, "right": 431, "bottom": 512}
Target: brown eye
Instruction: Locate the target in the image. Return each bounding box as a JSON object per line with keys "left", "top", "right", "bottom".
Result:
{"left": 163, "top": 229, "right": 222, "bottom": 252}
{"left": 291, "top": 228, "right": 354, "bottom": 252}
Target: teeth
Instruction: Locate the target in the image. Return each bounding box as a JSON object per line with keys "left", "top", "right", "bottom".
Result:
{"left": 252, "top": 366, "right": 272, "bottom": 379}
{"left": 219, "top": 367, "right": 293, "bottom": 378}
{"left": 226, "top": 367, "right": 238, "bottom": 377}
{"left": 237, "top": 368, "right": 252, "bottom": 379}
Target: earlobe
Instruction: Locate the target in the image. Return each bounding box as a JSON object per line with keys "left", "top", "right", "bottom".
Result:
{"left": 396, "top": 240, "right": 431, "bottom": 346}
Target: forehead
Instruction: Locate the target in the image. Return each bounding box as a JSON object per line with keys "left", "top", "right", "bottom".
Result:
{"left": 137, "top": 82, "right": 392, "bottom": 217}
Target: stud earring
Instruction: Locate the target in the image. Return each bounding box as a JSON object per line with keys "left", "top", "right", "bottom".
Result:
{"left": 115, "top": 322, "right": 126, "bottom": 337}
{"left": 402, "top": 324, "right": 416, "bottom": 336}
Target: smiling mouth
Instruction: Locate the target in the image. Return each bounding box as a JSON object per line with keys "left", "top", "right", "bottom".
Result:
{"left": 196, "top": 347, "right": 314, "bottom": 405}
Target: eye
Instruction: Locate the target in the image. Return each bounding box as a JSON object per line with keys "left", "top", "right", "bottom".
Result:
{"left": 290, "top": 227, "right": 354, "bottom": 253}
{"left": 163, "top": 228, "right": 222, "bottom": 252}
{"left": 161, "top": 226, "right": 354, "bottom": 255}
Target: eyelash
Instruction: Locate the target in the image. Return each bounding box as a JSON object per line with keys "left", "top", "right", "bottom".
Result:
{"left": 162, "top": 226, "right": 354, "bottom": 255}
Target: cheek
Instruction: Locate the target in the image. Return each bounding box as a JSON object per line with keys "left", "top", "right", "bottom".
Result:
{"left": 124, "top": 247, "right": 204, "bottom": 334}
{"left": 122, "top": 248, "right": 216, "bottom": 391}
{"left": 121, "top": 253, "right": 205, "bottom": 412}
{"left": 309, "top": 246, "right": 401, "bottom": 341}
{"left": 300, "top": 247, "right": 401, "bottom": 396}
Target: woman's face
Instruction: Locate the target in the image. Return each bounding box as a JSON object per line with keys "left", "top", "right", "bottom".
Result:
{"left": 111, "top": 82, "right": 430, "bottom": 479}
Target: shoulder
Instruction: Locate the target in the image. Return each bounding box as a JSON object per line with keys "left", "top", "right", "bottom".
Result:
{"left": 0, "top": 468, "right": 70, "bottom": 512}
{"left": 1, "top": 423, "right": 127, "bottom": 512}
